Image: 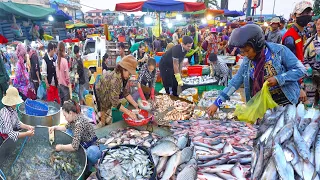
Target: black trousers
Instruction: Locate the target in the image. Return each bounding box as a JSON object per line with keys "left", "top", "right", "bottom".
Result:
{"left": 159, "top": 68, "right": 178, "bottom": 97}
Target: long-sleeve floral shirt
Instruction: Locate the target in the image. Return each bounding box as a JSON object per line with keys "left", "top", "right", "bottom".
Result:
{"left": 95, "top": 70, "right": 129, "bottom": 111}
{"left": 65, "top": 114, "right": 96, "bottom": 150}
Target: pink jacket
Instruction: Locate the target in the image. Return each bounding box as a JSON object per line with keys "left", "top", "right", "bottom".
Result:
{"left": 56, "top": 57, "right": 70, "bottom": 87}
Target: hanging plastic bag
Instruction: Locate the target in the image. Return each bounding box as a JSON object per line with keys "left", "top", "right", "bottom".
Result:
{"left": 37, "top": 81, "right": 46, "bottom": 99}
{"left": 234, "top": 81, "right": 278, "bottom": 124}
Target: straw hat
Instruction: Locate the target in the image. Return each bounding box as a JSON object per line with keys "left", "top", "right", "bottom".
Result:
{"left": 118, "top": 55, "right": 138, "bottom": 75}
{"left": 2, "top": 87, "right": 23, "bottom": 106}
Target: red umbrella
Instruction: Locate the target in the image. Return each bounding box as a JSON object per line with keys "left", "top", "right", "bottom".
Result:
{"left": 115, "top": 0, "right": 205, "bottom": 12}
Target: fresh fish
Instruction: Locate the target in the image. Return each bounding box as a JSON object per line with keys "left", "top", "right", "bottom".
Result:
{"left": 151, "top": 140, "right": 179, "bottom": 157}
{"left": 260, "top": 159, "right": 278, "bottom": 180}
{"left": 176, "top": 164, "right": 197, "bottom": 180}
{"left": 259, "top": 126, "right": 274, "bottom": 143}
{"left": 152, "top": 154, "right": 160, "bottom": 167}
{"left": 283, "top": 148, "right": 294, "bottom": 162}
{"left": 298, "top": 118, "right": 311, "bottom": 132}
{"left": 274, "top": 122, "right": 293, "bottom": 144}
{"left": 222, "top": 142, "right": 234, "bottom": 153}
{"left": 104, "top": 137, "right": 115, "bottom": 145}
{"left": 284, "top": 104, "right": 296, "bottom": 124}
{"left": 161, "top": 151, "right": 181, "bottom": 180}
{"left": 216, "top": 172, "right": 237, "bottom": 179}
{"left": 228, "top": 151, "right": 251, "bottom": 159}
{"left": 273, "top": 143, "right": 295, "bottom": 180}
{"left": 312, "top": 109, "right": 320, "bottom": 122}
{"left": 293, "top": 125, "right": 310, "bottom": 160}
{"left": 178, "top": 146, "right": 193, "bottom": 165}
{"left": 303, "top": 160, "right": 317, "bottom": 180}
{"left": 199, "top": 164, "right": 234, "bottom": 173}
{"left": 302, "top": 122, "right": 319, "bottom": 148}
{"left": 252, "top": 145, "right": 264, "bottom": 180}
{"left": 176, "top": 133, "right": 189, "bottom": 150}
{"left": 315, "top": 133, "right": 320, "bottom": 173}
{"left": 198, "top": 158, "right": 229, "bottom": 167}
{"left": 156, "top": 156, "right": 168, "bottom": 175}
{"left": 231, "top": 162, "right": 246, "bottom": 180}
{"left": 296, "top": 102, "right": 305, "bottom": 120}
{"left": 197, "top": 172, "right": 223, "bottom": 180}
{"left": 272, "top": 113, "right": 284, "bottom": 138}
{"left": 198, "top": 154, "right": 225, "bottom": 161}
{"left": 193, "top": 141, "right": 220, "bottom": 150}
{"left": 251, "top": 145, "right": 259, "bottom": 174}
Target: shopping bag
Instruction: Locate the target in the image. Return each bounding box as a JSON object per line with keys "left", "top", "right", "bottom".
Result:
{"left": 37, "top": 82, "right": 46, "bottom": 99}
{"left": 234, "top": 81, "right": 278, "bottom": 124}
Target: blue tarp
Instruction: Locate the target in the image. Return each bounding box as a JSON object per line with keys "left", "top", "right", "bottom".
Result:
{"left": 50, "top": 3, "right": 72, "bottom": 21}
{"left": 223, "top": 9, "right": 245, "bottom": 17}
{"left": 142, "top": 0, "right": 184, "bottom": 12}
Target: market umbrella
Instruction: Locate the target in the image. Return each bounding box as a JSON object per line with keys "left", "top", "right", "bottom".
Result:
{"left": 0, "top": 1, "right": 55, "bottom": 20}
{"left": 223, "top": 9, "right": 245, "bottom": 17}
{"left": 115, "top": 0, "right": 206, "bottom": 12}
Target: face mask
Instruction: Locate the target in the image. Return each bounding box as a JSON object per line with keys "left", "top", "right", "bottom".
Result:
{"left": 296, "top": 15, "right": 312, "bottom": 27}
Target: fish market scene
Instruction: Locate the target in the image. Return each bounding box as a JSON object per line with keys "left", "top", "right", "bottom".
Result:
{"left": 0, "top": 0, "right": 317, "bottom": 179}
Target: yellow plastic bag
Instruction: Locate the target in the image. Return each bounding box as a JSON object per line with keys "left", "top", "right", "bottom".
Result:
{"left": 234, "top": 81, "right": 278, "bottom": 124}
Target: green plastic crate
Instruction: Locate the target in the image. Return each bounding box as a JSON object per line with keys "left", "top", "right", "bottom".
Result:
{"left": 112, "top": 102, "right": 129, "bottom": 123}
{"left": 205, "top": 85, "right": 225, "bottom": 91}
{"left": 155, "top": 82, "right": 163, "bottom": 93}
{"left": 197, "top": 86, "right": 206, "bottom": 96}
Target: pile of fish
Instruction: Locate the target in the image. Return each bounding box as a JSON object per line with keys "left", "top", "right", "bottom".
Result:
{"left": 179, "top": 88, "right": 198, "bottom": 102}
{"left": 154, "top": 95, "right": 175, "bottom": 113}
{"left": 171, "top": 120, "right": 257, "bottom": 179}
{"left": 252, "top": 103, "right": 320, "bottom": 180}
{"left": 151, "top": 133, "right": 198, "bottom": 180}
{"left": 98, "top": 128, "right": 160, "bottom": 148}
{"left": 182, "top": 75, "right": 217, "bottom": 85}
{"left": 191, "top": 109, "right": 235, "bottom": 120}
{"left": 198, "top": 90, "right": 243, "bottom": 108}
{"left": 99, "top": 146, "right": 154, "bottom": 180}
{"left": 153, "top": 95, "right": 195, "bottom": 126}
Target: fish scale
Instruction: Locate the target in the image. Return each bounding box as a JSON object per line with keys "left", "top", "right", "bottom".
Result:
{"left": 253, "top": 105, "right": 320, "bottom": 180}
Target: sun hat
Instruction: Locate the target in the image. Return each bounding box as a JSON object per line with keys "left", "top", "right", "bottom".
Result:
{"left": 293, "top": 1, "right": 313, "bottom": 14}
{"left": 2, "top": 86, "right": 23, "bottom": 106}
{"left": 118, "top": 55, "right": 138, "bottom": 75}
{"left": 270, "top": 17, "right": 281, "bottom": 25}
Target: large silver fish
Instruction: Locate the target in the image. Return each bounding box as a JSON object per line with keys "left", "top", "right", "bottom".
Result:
{"left": 273, "top": 143, "right": 294, "bottom": 180}
{"left": 176, "top": 164, "right": 197, "bottom": 180}
{"left": 161, "top": 151, "right": 181, "bottom": 180}
{"left": 293, "top": 126, "right": 311, "bottom": 160}
{"left": 261, "top": 159, "right": 278, "bottom": 180}
{"left": 151, "top": 140, "right": 179, "bottom": 157}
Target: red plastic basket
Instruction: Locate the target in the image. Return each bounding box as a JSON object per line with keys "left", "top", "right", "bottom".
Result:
{"left": 123, "top": 109, "right": 153, "bottom": 126}
{"left": 187, "top": 66, "right": 203, "bottom": 76}
{"left": 156, "top": 52, "right": 165, "bottom": 56}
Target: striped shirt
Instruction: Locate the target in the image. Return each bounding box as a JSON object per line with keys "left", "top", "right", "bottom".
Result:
{"left": 0, "top": 107, "right": 21, "bottom": 141}
{"left": 211, "top": 59, "right": 229, "bottom": 86}
{"left": 138, "top": 63, "right": 157, "bottom": 88}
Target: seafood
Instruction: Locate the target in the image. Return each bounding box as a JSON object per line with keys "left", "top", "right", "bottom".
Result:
{"left": 99, "top": 146, "right": 154, "bottom": 180}
{"left": 154, "top": 95, "right": 195, "bottom": 126}
{"left": 198, "top": 90, "right": 243, "bottom": 109}
{"left": 3, "top": 137, "right": 82, "bottom": 180}
{"left": 182, "top": 75, "right": 217, "bottom": 85}
{"left": 170, "top": 120, "right": 257, "bottom": 178}
{"left": 98, "top": 128, "right": 160, "bottom": 148}
{"left": 252, "top": 105, "right": 320, "bottom": 180}
{"left": 151, "top": 133, "right": 197, "bottom": 179}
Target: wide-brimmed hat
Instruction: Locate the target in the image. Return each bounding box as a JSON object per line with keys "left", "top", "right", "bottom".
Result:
{"left": 270, "top": 17, "right": 281, "bottom": 25}
{"left": 118, "top": 55, "right": 138, "bottom": 75}
{"left": 293, "top": 1, "right": 313, "bottom": 14}
{"left": 2, "top": 87, "right": 23, "bottom": 106}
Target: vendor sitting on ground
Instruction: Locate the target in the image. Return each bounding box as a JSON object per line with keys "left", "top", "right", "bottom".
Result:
{"left": 49, "top": 100, "right": 101, "bottom": 166}
{"left": 207, "top": 24, "right": 306, "bottom": 116}
{"left": 0, "top": 87, "right": 34, "bottom": 145}
{"left": 137, "top": 58, "right": 157, "bottom": 101}
{"left": 208, "top": 53, "right": 229, "bottom": 86}
{"left": 94, "top": 55, "right": 140, "bottom": 128}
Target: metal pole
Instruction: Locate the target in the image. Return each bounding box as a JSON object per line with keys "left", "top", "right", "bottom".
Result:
{"left": 272, "top": 0, "right": 276, "bottom": 17}
{"left": 260, "top": 0, "right": 263, "bottom": 18}
{"left": 246, "top": 0, "right": 252, "bottom": 17}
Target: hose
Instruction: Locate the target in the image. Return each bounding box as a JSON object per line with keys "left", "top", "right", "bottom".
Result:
{"left": 0, "top": 168, "right": 6, "bottom": 180}
{"left": 10, "top": 137, "right": 28, "bottom": 172}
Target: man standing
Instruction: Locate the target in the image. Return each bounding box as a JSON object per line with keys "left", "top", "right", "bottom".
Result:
{"left": 0, "top": 54, "right": 9, "bottom": 109}
{"left": 267, "top": 17, "right": 282, "bottom": 44}
{"left": 42, "top": 42, "right": 60, "bottom": 104}
{"left": 159, "top": 36, "right": 193, "bottom": 96}
{"left": 280, "top": 18, "right": 287, "bottom": 36}
{"left": 187, "top": 27, "right": 201, "bottom": 64}
{"left": 282, "top": 1, "right": 313, "bottom": 103}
